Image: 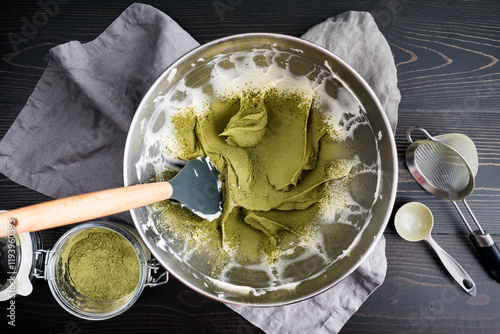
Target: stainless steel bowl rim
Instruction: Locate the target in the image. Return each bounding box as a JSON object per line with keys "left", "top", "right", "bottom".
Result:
{"left": 123, "top": 32, "right": 398, "bottom": 307}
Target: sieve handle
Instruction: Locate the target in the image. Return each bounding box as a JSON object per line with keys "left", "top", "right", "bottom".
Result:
{"left": 469, "top": 231, "right": 500, "bottom": 283}
{"left": 406, "top": 126, "right": 435, "bottom": 143}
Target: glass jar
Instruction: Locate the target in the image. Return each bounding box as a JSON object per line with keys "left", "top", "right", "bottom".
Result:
{"left": 1, "top": 217, "right": 167, "bottom": 320}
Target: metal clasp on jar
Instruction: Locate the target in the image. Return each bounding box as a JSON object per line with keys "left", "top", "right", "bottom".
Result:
{"left": 32, "top": 249, "right": 50, "bottom": 280}
{"left": 145, "top": 258, "right": 168, "bottom": 287}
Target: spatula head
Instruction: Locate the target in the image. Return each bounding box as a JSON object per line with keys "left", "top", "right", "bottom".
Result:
{"left": 168, "top": 157, "right": 222, "bottom": 221}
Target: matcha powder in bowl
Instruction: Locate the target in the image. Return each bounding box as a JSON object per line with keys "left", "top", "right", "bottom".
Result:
{"left": 124, "top": 33, "right": 398, "bottom": 306}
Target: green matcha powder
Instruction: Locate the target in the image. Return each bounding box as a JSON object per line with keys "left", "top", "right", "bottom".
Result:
{"left": 66, "top": 229, "right": 140, "bottom": 302}
{"left": 154, "top": 86, "right": 355, "bottom": 274}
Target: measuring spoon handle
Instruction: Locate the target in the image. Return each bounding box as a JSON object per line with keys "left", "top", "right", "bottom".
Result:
{"left": 426, "top": 236, "right": 477, "bottom": 296}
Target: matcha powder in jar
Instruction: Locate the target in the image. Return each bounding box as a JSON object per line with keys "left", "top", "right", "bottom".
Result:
{"left": 65, "top": 228, "right": 140, "bottom": 302}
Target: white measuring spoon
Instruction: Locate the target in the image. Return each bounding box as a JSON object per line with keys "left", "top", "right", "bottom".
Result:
{"left": 395, "top": 202, "right": 477, "bottom": 296}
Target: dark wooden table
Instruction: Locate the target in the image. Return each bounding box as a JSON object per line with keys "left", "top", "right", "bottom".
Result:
{"left": 1, "top": 0, "right": 499, "bottom": 333}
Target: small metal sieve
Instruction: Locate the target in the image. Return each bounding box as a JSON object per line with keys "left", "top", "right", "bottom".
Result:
{"left": 406, "top": 126, "right": 500, "bottom": 283}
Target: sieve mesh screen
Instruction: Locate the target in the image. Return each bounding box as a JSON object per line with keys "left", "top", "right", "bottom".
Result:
{"left": 414, "top": 142, "right": 470, "bottom": 192}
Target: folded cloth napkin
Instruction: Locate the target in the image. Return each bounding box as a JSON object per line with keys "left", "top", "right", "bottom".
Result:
{"left": 0, "top": 3, "right": 399, "bottom": 333}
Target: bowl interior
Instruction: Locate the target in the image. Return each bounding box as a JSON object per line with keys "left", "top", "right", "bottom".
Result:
{"left": 124, "top": 33, "right": 397, "bottom": 306}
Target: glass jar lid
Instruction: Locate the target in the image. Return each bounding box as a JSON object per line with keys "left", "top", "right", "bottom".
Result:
{"left": 0, "top": 230, "right": 42, "bottom": 301}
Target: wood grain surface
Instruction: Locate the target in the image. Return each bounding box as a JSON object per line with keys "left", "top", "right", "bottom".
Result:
{"left": 1, "top": 0, "right": 499, "bottom": 333}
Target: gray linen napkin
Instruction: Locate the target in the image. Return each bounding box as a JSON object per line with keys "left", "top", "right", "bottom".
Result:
{"left": 0, "top": 4, "right": 399, "bottom": 333}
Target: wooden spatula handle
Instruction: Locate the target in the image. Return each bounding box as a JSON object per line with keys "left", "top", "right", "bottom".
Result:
{"left": 0, "top": 182, "right": 173, "bottom": 237}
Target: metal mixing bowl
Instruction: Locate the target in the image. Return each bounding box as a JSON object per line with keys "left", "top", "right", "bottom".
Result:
{"left": 123, "top": 33, "right": 397, "bottom": 306}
